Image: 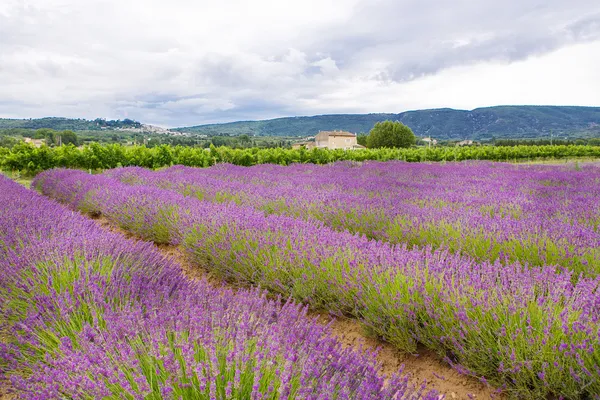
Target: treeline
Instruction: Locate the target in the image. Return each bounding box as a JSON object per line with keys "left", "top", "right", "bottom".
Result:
{"left": 0, "top": 127, "right": 294, "bottom": 148}
{"left": 33, "top": 128, "right": 78, "bottom": 146}
{"left": 2, "top": 142, "right": 600, "bottom": 175}
{"left": 0, "top": 117, "right": 141, "bottom": 131}
{"left": 93, "top": 118, "right": 141, "bottom": 129}
{"left": 494, "top": 138, "right": 600, "bottom": 146}
{"left": 0, "top": 128, "right": 78, "bottom": 145}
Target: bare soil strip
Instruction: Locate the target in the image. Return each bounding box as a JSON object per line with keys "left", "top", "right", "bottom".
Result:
{"left": 0, "top": 380, "right": 13, "bottom": 400}
{"left": 92, "top": 216, "right": 502, "bottom": 399}
{"left": 0, "top": 319, "right": 15, "bottom": 400}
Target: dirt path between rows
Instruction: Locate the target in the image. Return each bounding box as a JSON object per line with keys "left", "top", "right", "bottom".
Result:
{"left": 0, "top": 316, "right": 15, "bottom": 400}
{"left": 92, "top": 216, "right": 502, "bottom": 399}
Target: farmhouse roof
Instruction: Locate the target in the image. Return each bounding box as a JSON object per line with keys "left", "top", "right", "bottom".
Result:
{"left": 318, "top": 130, "right": 356, "bottom": 137}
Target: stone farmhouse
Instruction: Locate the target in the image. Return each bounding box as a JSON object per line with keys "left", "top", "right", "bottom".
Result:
{"left": 292, "top": 130, "right": 365, "bottom": 150}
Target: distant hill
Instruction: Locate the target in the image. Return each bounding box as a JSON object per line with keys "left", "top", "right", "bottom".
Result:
{"left": 0, "top": 117, "right": 142, "bottom": 131}
{"left": 174, "top": 106, "right": 600, "bottom": 140}
{"left": 3, "top": 106, "right": 599, "bottom": 140}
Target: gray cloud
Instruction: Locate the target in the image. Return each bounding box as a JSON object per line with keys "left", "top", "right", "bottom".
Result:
{"left": 310, "top": 0, "right": 600, "bottom": 82}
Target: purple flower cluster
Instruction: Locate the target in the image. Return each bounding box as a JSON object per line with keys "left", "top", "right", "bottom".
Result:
{"left": 0, "top": 175, "right": 432, "bottom": 399}
{"left": 104, "top": 162, "right": 600, "bottom": 275}
{"left": 33, "top": 167, "right": 600, "bottom": 399}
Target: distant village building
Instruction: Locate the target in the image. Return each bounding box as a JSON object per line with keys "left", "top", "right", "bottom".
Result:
{"left": 24, "top": 137, "right": 45, "bottom": 148}
{"left": 314, "top": 130, "right": 365, "bottom": 150}
{"left": 422, "top": 137, "right": 438, "bottom": 146}
{"left": 456, "top": 140, "right": 474, "bottom": 146}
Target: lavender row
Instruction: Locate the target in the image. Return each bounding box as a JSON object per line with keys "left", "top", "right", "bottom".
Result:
{"left": 0, "top": 175, "right": 428, "bottom": 399}
{"left": 105, "top": 162, "right": 600, "bottom": 275}
{"left": 34, "top": 169, "right": 600, "bottom": 399}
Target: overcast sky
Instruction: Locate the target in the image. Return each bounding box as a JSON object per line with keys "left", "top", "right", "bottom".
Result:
{"left": 1, "top": 0, "right": 600, "bottom": 127}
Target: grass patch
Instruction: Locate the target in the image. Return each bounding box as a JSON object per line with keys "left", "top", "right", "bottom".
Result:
{"left": 1, "top": 170, "right": 33, "bottom": 188}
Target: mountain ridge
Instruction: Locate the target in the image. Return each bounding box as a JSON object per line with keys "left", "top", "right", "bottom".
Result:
{"left": 174, "top": 105, "right": 600, "bottom": 140}
{"left": 2, "top": 105, "right": 599, "bottom": 140}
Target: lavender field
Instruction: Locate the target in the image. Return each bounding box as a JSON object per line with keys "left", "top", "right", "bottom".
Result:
{"left": 25, "top": 161, "right": 600, "bottom": 399}
{"left": 0, "top": 175, "right": 435, "bottom": 399}
{"left": 3, "top": 161, "right": 599, "bottom": 399}
{"left": 105, "top": 162, "right": 600, "bottom": 275}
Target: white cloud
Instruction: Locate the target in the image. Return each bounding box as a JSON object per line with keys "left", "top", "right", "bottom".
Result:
{"left": 305, "top": 41, "right": 600, "bottom": 114}
{"left": 0, "top": 0, "right": 598, "bottom": 126}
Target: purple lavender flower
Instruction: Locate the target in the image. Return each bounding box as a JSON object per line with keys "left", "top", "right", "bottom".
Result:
{"left": 1, "top": 175, "right": 434, "bottom": 399}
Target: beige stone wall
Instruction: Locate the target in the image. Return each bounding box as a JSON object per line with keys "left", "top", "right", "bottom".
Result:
{"left": 327, "top": 135, "right": 357, "bottom": 149}
{"left": 315, "top": 131, "right": 330, "bottom": 147}
{"left": 314, "top": 131, "right": 357, "bottom": 149}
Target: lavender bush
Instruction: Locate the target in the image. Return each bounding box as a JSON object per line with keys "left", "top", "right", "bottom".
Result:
{"left": 34, "top": 168, "right": 600, "bottom": 399}
{"left": 104, "top": 162, "right": 600, "bottom": 276}
{"left": 1, "top": 175, "right": 431, "bottom": 399}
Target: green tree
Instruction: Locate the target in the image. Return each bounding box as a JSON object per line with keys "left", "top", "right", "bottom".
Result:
{"left": 34, "top": 128, "right": 56, "bottom": 145}
{"left": 357, "top": 134, "right": 368, "bottom": 146}
{"left": 57, "top": 130, "right": 78, "bottom": 146}
{"left": 238, "top": 134, "right": 251, "bottom": 147}
{"left": 0, "top": 136, "right": 19, "bottom": 149}
{"left": 366, "top": 121, "right": 416, "bottom": 149}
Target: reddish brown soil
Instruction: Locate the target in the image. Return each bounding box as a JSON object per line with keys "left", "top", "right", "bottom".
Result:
{"left": 91, "top": 216, "right": 502, "bottom": 399}
{"left": 0, "top": 384, "right": 13, "bottom": 399}
{"left": 0, "top": 319, "right": 14, "bottom": 400}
